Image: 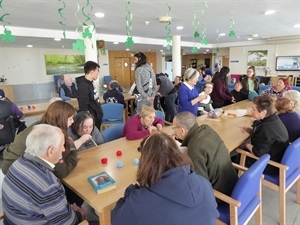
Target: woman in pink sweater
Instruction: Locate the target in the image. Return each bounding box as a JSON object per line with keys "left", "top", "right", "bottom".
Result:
{"left": 122, "top": 105, "right": 164, "bottom": 140}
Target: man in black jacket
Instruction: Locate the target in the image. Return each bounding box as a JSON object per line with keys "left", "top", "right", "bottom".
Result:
{"left": 77, "top": 61, "right": 103, "bottom": 128}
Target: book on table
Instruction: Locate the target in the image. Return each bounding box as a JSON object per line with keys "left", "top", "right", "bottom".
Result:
{"left": 87, "top": 171, "right": 117, "bottom": 194}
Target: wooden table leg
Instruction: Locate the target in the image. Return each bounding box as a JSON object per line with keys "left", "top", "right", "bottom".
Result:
{"left": 124, "top": 100, "right": 129, "bottom": 121}
{"left": 99, "top": 210, "right": 111, "bottom": 225}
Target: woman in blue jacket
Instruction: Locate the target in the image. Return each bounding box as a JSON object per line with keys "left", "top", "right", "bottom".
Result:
{"left": 111, "top": 132, "right": 219, "bottom": 225}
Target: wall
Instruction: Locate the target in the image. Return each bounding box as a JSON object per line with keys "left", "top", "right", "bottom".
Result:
{"left": 229, "top": 43, "right": 300, "bottom": 77}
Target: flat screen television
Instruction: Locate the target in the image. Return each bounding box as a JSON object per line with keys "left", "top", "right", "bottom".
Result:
{"left": 275, "top": 56, "right": 300, "bottom": 71}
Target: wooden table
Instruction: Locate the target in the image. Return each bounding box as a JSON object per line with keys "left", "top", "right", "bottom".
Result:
{"left": 21, "top": 93, "right": 135, "bottom": 120}
{"left": 62, "top": 100, "right": 254, "bottom": 225}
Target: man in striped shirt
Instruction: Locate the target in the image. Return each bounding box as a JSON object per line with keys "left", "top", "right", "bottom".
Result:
{"left": 2, "top": 124, "right": 86, "bottom": 224}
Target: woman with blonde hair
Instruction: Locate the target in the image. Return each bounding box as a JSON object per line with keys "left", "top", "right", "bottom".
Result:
{"left": 112, "top": 132, "right": 218, "bottom": 225}
{"left": 283, "top": 89, "right": 300, "bottom": 113}
{"left": 122, "top": 105, "right": 164, "bottom": 140}
{"left": 275, "top": 97, "right": 300, "bottom": 142}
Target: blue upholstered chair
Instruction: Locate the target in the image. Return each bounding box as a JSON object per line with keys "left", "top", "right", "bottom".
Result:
{"left": 214, "top": 154, "right": 270, "bottom": 225}
{"left": 237, "top": 137, "right": 300, "bottom": 225}
{"left": 100, "top": 103, "right": 124, "bottom": 130}
{"left": 103, "top": 75, "right": 112, "bottom": 85}
{"left": 156, "top": 110, "right": 173, "bottom": 125}
{"left": 101, "top": 124, "right": 124, "bottom": 143}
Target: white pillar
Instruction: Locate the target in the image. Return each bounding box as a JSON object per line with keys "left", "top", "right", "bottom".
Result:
{"left": 84, "top": 26, "right": 99, "bottom": 93}
{"left": 172, "top": 35, "right": 181, "bottom": 79}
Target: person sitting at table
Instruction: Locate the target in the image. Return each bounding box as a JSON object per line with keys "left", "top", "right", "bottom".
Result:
{"left": 260, "top": 78, "right": 291, "bottom": 98}
{"left": 172, "top": 112, "right": 238, "bottom": 199}
{"left": 68, "top": 111, "right": 104, "bottom": 151}
{"left": 230, "top": 81, "right": 248, "bottom": 102}
{"left": 2, "top": 100, "right": 83, "bottom": 206}
{"left": 103, "top": 80, "right": 126, "bottom": 108}
{"left": 60, "top": 75, "right": 78, "bottom": 101}
{"left": 211, "top": 66, "right": 235, "bottom": 108}
{"left": 2, "top": 124, "right": 90, "bottom": 225}
{"left": 283, "top": 90, "right": 300, "bottom": 114}
{"left": 240, "top": 66, "right": 260, "bottom": 97}
{"left": 122, "top": 105, "right": 164, "bottom": 140}
{"left": 237, "top": 96, "right": 289, "bottom": 174}
{"left": 198, "top": 82, "right": 214, "bottom": 115}
{"left": 111, "top": 132, "right": 219, "bottom": 225}
{"left": 177, "top": 68, "right": 208, "bottom": 116}
{"left": 275, "top": 97, "right": 300, "bottom": 142}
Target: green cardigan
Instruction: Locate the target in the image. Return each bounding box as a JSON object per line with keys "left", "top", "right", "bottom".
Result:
{"left": 182, "top": 124, "right": 238, "bottom": 196}
{"left": 2, "top": 124, "right": 78, "bottom": 178}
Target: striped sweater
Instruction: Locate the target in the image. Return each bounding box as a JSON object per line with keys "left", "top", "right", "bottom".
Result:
{"left": 2, "top": 153, "right": 81, "bottom": 225}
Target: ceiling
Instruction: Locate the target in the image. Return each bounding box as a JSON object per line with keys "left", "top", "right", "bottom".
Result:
{"left": 0, "top": 0, "right": 299, "bottom": 55}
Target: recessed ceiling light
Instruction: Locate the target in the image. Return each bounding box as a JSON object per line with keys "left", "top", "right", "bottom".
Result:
{"left": 113, "top": 41, "right": 119, "bottom": 44}
{"left": 160, "top": 50, "right": 163, "bottom": 52}
{"left": 197, "top": 47, "right": 201, "bottom": 49}
{"left": 206, "top": 49, "right": 209, "bottom": 52}
{"left": 148, "top": 49, "right": 151, "bottom": 51}
{"left": 163, "top": 44, "right": 167, "bottom": 47}
{"left": 251, "top": 34, "right": 259, "bottom": 38}
{"left": 27, "top": 45, "right": 33, "bottom": 48}
{"left": 176, "top": 26, "right": 184, "bottom": 30}
{"left": 145, "top": 21, "right": 150, "bottom": 25}
{"left": 125, "top": 48, "right": 130, "bottom": 51}
{"left": 248, "top": 38, "right": 253, "bottom": 41}
{"left": 219, "top": 33, "right": 226, "bottom": 36}
{"left": 264, "top": 10, "right": 276, "bottom": 15}
{"left": 95, "top": 12, "right": 105, "bottom": 18}
{"left": 62, "top": 45, "right": 65, "bottom": 48}
{"left": 54, "top": 38, "right": 61, "bottom": 41}
{"left": 204, "top": 52, "right": 207, "bottom": 54}
{"left": 294, "top": 24, "right": 300, "bottom": 28}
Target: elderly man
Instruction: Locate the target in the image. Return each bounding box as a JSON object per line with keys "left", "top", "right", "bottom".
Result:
{"left": 2, "top": 124, "right": 87, "bottom": 224}
{"left": 60, "top": 74, "right": 78, "bottom": 101}
{"left": 172, "top": 112, "right": 238, "bottom": 197}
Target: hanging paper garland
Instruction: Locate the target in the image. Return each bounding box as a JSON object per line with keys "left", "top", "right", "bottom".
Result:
{"left": 228, "top": 16, "right": 236, "bottom": 37}
{"left": 72, "top": 39, "right": 86, "bottom": 52}
{"left": 199, "top": 1, "right": 208, "bottom": 45}
{"left": 215, "top": 29, "right": 220, "bottom": 53}
{"left": 191, "top": 46, "right": 198, "bottom": 54}
{"left": 58, "top": 0, "right": 67, "bottom": 39}
{"left": 165, "top": 4, "right": 171, "bottom": 50}
{"left": 125, "top": 0, "right": 134, "bottom": 47}
{"left": 0, "top": 0, "right": 15, "bottom": 43}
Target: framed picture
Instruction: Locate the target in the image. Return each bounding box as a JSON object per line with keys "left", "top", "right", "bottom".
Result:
{"left": 247, "top": 50, "right": 268, "bottom": 67}
{"left": 44, "top": 54, "right": 85, "bottom": 75}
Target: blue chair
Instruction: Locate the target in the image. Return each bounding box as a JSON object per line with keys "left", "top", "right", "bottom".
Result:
{"left": 100, "top": 103, "right": 124, "bottom": 130}
{"left": 156, "top": 110, "right": 173, "bottom": 125}
{"left": 103, "top": 75, "right": 112, "bottom": 85}
{"left": 101, "top": 124, "right": 124, "bottom": 143}
{"left": 214, "top": 154, "right": 270, "bottom": 225}
{"left": 237, "top": 137, "right": 300, "bottom": 225}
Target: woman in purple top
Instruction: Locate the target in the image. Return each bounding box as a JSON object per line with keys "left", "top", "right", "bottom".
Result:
{"left": 122, "top": 105, "right": 164, "bottom": 140}
{"left": 275, "top": 97, "right": 300, "bottom": 142}
{"left": 177, "top": 68, "right": 208, "bottom": 116}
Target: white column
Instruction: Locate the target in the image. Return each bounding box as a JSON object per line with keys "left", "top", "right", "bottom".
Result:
{"left": 84, "top": 26, "right": 99, "bottom": 93}
{"left": 172, "top": 35, "right": 181, "bottom": 80}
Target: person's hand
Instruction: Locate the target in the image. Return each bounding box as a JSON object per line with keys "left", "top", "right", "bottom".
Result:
{"left": 156, "top": 123, "right": 163, "bottom": 131}
{"left": 246, "top": 108, "right": 253, "bottom": 116}
{"left": 71, "top": 203, "right": 87, "bottom": 220}
{"left": 231, "top": 96, "right": 236, "bottom": 103}
{"left": 147, "top": 125, "right": 158, "bottom": 133}
{"left": 239, "top": 126, "right": 252, "bottom": 134}
{"left": 79, "top": 134, "right": 92, "bottom": 145}
{"left": 147, "top": 97, "right": 155, "bottom": 103}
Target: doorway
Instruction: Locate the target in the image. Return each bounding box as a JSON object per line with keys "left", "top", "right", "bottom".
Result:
{"left": 114, "top": 57, "right": 131, "bottom": 89}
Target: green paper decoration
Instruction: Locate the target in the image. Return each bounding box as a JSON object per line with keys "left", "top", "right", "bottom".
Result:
{"left": 228, "top": 30, "right": 236, "bottom": 37}
{"left": 165, "top": 4, "right": 172, "bottom": 50}
{"left": 0, "top": 28, "right": 15, "bottom": 42}
{"left": 125, "top": 36, "right": 134, "bottom": 47}
{"left": 191, "top": 47, "right": 198, "bottom": 53}
{"left": 72, "top": 39, "right": 86, "bottom": 52}
{"left": 58, "top": 0, "right": 66, "bottom": 39}
{"left": 228, "top": 16, "right": 236, "bottom": 37}
{"left": 125, "top": 1, "right": 134, "bottom": 47}
{"left": 216, "top": 47, "right": 220, "bottom": 52}
{"left": 82, "top": 27, "right": 92, "bottom": 39}
{"left": 194, "top": 31, "right": 200, "bottom": 38}
{"left": 201, "top": 36, "right": 208, "bottom": 45}
{"left": 82, "top": 0, "right": 95, "bottom": 32}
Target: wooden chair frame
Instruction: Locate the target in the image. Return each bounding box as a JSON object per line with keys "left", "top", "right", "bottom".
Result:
{"left": 236, "top": 148, "right": 300, "bottom": 225}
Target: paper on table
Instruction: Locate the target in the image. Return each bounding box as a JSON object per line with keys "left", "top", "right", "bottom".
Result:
{"left": 224, "top": 109, "right": 248, "bottom": 117}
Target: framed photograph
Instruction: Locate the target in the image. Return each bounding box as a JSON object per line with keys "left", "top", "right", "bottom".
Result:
{"left": 247, "top": 50, "right": 268, "bottom": 67}
{"left": 44, "top": 54, "right": 85, "bottom": 75}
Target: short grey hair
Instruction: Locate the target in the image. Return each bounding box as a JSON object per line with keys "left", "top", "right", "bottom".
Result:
{"left": 174, "top": 112, "right": 197, "bottom": 130}
{"left": 283, "top": 90, "right": 300, "bottom": 114}
{"left": 25, "top": 124, "right": 63, "bottom": 157}
{"left": 184, "top": 68, "right": 199, "bottom": 81}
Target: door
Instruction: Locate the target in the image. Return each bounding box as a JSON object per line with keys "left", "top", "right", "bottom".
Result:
{"left": 114, "top": 58, "right": 131, "bottom": 89}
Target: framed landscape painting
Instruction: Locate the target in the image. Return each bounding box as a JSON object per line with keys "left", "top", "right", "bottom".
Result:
{"left": 45, "top": 54, "right": 85, "bottom": 75}
{"left": 247, "top": 50, "right": 268, "bottom": 67}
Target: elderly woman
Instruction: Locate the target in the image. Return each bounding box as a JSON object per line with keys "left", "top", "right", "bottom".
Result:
{"left": 239, "top": 96, "right": 289, "bottom": 174}
{"left": 283, "top": 90, "right": 300, "bottom": 114}
{"left": 178, "top": 68, "right": 209, "bottom": 115}
{"left": 260, "top": 78, "right": 291, "bottom": 98}
{"left": 68, "top": 111, "right": 104, "bottom": 151}
{"left": 122, "top": 105, "right": 164, "bottom": 140}
{"left": 111, "top": 132, "right": 218, "bottom": 225}
{"left": 275, "top": 97, "right": 300, "bottom": 142}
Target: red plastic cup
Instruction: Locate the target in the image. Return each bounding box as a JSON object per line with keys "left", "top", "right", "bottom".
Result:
{"left": 101, "top": 158, "right": 108, "bottom": 164}
{"left": 116, "top": 150, "right": 122, "bottom": 156}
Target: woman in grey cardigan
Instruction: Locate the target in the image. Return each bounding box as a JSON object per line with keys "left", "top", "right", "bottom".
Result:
{"left": 133, "top": 52, "right": 157, "bottom": 112}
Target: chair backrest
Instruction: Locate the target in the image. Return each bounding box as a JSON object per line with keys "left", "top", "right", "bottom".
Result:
{"left": 281, "top": 137, "right": 300, "bottom": 178}
{"left": 102, "top": 103, "right": 124, "bottom": 122}
{"left": 103, "top": 75, "right": 112, "bottom": 85}
{"left": 156, "top": 110, "right": 165, "bottom": 120}
{"left": 0, "top": 116, "right": 16, "bottom": 145}
{"left": 231, "top": 154, "right": 270, "bottom": 215}
{"left": 101, "top": 124, "right": 124, "bottom": 143}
